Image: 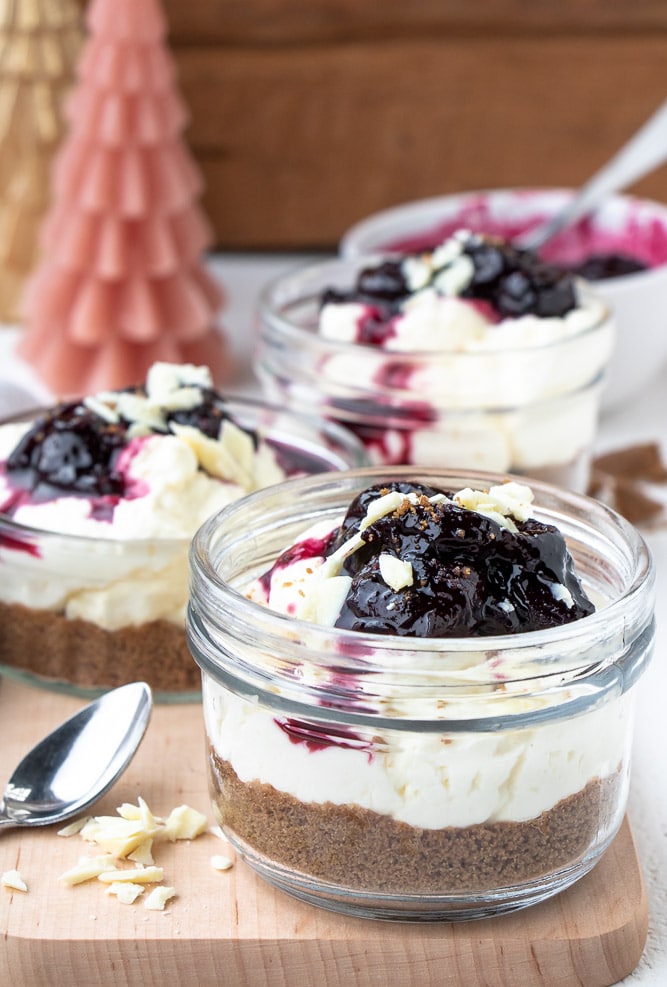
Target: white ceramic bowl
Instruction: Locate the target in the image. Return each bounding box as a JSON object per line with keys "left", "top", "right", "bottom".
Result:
{"left": 340, "top": 188, "right": 667, "bottom": 411}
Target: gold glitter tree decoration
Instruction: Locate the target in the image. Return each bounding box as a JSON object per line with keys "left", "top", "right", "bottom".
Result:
{"left": 0, "top": 0, "right": 82, "bottom": 324}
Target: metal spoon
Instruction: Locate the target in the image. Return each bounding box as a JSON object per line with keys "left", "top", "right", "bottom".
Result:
{"left": 517, "top": 98, "right": 667, "bottom": 252}
{"left": 0, "top": 681, "right": 152, "bottom": 832}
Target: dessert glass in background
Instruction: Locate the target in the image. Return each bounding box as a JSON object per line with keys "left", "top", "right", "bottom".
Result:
{"left": 187, "top": 467, "right": 655, "bottom": 921}
{"left": 0, "top": 365, "right": 367, "bottom": 702}
{"left": 340, "top": 187, "right": 667, "bottom": 411}
{"left": 256, "top": 244, "right": 614, "bottom": 492}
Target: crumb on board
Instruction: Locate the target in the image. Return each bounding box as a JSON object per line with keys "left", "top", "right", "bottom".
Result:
{"left": 211, "top": 854, "right": 234, "bottom": 872}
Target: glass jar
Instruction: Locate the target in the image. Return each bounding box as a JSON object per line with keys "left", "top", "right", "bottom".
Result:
{"left": 0, "top": 398, "right": 367, "bottom": 702}
{"left": 339, "top": 187, "right": 667, "bottom": 412}
{"left": 187, "top": 467, "right": 654, "bottom": 921}
{"left": 256, "top": 257, "right": 615, "bottom": 492}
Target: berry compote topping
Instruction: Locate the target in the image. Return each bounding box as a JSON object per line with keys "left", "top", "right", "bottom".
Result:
{"left": 321, "top": 231, "right": 578, "bottom": 338}
{"left": 5, "top": 401, "right": 128, "bottom": 499}
{"left": 462, "top": 235, "right": 577, "bottom": 318}
{"left": 3, "top": 382, "right": 257, "bottom": 504}
{"left": 164, "top": 386, "right": 258, "bottom": 446}
{"left": 328, "top": 481, "right": 594, "bottom": 637}
{"left": 566, "top": 253, "right": 647, "bottom": 281}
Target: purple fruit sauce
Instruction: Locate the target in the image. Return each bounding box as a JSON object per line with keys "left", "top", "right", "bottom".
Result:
{"left": 383, "top": 195, "right": 667, "bottom": 279}
{"left": 274, "top": 717, "right": 374, "bottom": 757}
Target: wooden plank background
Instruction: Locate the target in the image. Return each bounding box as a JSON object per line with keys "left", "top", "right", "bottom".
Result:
{"left": 83, "top": 2, "right": 667, "bottom": 248}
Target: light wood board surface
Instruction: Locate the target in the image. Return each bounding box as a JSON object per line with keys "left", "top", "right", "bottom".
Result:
{"left": 0, "top": 676, "right": 648, "bottom": 987}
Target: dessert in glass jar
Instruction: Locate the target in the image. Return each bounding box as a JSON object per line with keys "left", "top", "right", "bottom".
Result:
{"left": 340, "top": 187, "right": 667, "bottom": 411}
{"left": 0, "top": 362, "right": 366, "bottom": 700}
{"left": 256, "top": 231, "right": 614, "bottom": 491}
{"left": 187, "top": 467, "right": 654, "bottom": 919}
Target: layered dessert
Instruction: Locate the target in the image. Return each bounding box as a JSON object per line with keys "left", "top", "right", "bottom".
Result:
{"left": 203, "top": 479, "right": 631, "bottom": 899}
{"left": 0, "top": 362, "right": 295, "bottom": 695}
{"left": 257, "top": 232, "right": 614, "bottom": 488}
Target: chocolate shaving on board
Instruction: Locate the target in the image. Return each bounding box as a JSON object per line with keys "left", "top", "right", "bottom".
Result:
{"left": 589, "top": 442, "right": 667, "bottom": 528}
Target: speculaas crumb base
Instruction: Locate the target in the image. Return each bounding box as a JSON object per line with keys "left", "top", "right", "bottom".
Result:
{"left": 209, "top": 748, "right": 622, "bottom": 896}
{"left": 0, "top": 600, "right": 200, "bottom": 695}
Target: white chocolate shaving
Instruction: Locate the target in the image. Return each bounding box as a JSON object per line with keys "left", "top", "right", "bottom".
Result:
{"left": 163, "top": 805, "right": 208, "bottom": 842}
{"left": 2, "top": 869, "right": 27, "bottom": 892}
{"left": 211, "top": 855, "right": 234, "bottom": 872}
{"left": 105, "top": 882, "right": 145, "bottom": 904}
{"left": 379, "top": 554, "right": 414, "bottom": 592}
{"left": 59, "top": 855, "right": 117, "bottom": 886}
{"left": 453, "top": 482, "right": 534, "bottom": 531}
{"left": 97, "top": 865, "right": 164, "bottom": 885}
{"left": 432, "top": 253, "right": 475, "bottom": 296}
{"left": 144, "top": 886, "right": 176, "bottom": 911}
{"left": 57, "top": 817, "right": 91, "bottom": 837}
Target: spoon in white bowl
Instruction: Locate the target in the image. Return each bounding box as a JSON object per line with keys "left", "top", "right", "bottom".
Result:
{"left": 0, "top": 681, "right": 152, "bottom": 832}
{"left": 517, "top": 98, "right": 667, "bottom": 252}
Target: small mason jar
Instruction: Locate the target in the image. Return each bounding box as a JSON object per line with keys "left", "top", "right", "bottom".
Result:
{"left": 187, "top": 467, "right": 654, "bottom": 921}
{"left": 256, "top": 258, "right": 614, "bottom": 492}
{"left": 0, "top": 398, "right": 367, "bottom": 702}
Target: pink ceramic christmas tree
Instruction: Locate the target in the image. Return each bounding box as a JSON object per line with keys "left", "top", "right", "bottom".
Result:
{"left": 18, "top": 0, "right": 229, "bottom": 396}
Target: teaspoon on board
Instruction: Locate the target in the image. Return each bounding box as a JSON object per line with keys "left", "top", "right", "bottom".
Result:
{"left": 0, "top": 681, "right": 152, "bottom": 832}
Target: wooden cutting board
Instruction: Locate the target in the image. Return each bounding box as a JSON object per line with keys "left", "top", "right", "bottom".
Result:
{"left": 0, "top": 677, "right": 648, "bottom": 987}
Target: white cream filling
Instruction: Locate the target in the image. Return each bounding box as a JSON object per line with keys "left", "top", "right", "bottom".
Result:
{"left": 204, "top": 677, "right": 632, "bottom": 829}
{"left": 317, "top": 250, "right": 612, "bottom": 472}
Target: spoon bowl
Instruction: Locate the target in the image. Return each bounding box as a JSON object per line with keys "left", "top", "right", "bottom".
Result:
{"left": 0, "top": 681, "right": 152, "bottom": 831}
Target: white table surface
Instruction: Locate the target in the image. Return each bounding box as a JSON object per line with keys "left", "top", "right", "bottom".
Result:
{"left": 1, "top": 252, "right": 666, "bottom": 985}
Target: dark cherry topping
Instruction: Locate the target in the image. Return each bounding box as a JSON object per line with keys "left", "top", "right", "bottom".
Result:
{"left": 332, "top": 480, "right": 441, "bottom": 548}
{"left": 321, "top": 232, "right": 578, "bottom": 335}
{"left": 165, "top": 386, "right": 257, "bottom": 447}
{"left": 5, "top": 401, "right": 128, "bottom": 498}
{"left": 323, "top": 260, "right": 408, "bottom": 312}
{"left": 566, "top": 253, "right": 647, "bottom": 281}
{"left": 462, "top": 236, "right": 577, "bottom": 318}
{"left": 3, "top": 386, "right": 256, "bottom": 503}
{"left": 329, "top": 482, "right": 594, "bottom": 637}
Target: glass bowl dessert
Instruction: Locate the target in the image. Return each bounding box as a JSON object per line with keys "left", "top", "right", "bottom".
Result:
{"left": 187, "top": 467, "right": 655, "bottom": 920}
{"left": 256, "top": 233, "right": 614, "bottom": 491}
{"left": 0, "top": 362, "right": 367, "bottom": 702}
{"left": 339, "top": 187, "right": 667, "bottom": 411}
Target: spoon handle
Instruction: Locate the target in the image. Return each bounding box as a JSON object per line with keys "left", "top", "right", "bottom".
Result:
{"left": 519, "top": 98, "right": 667, "bottom": 251}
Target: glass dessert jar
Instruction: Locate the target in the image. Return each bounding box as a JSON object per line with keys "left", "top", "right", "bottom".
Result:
{"left": 256, "top": 253, "right": 615, "bottom": 493}
{"left": 0, "top": 393, "right": 367, "bottom": 703}
{"left": 187, "top": 467, "right": 655, "bottom": 921}
{"left": 340, "top": 187, "right": 667, "bottom": 411}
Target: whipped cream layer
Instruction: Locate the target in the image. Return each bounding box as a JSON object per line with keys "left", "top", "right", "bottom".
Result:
{"left": 0, "top": 363, "right": 285, "bottom": 630}
{"left": 202, "top": 480, "right": 626, "bottom": 829}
